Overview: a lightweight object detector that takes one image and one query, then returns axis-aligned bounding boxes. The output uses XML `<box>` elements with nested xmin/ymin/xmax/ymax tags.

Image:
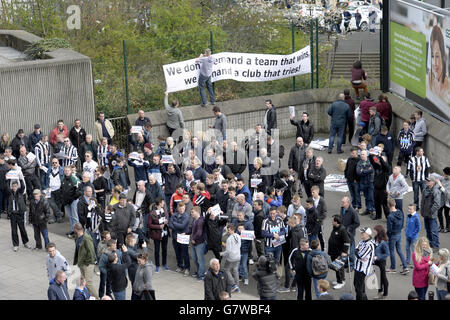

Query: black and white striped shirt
<box><xmin>35</xmin><ymin>141</ymin><xmax>50</xmax><ymax>167</ymax></box>
<box><xmin>354</xmin><ymin>239</ymin><xmax>375</xmax><ymax>275</ymax></box>
<box><xmin>60</xmin><ymin>144</ymin><xmax>78</xmax><ymax>167</ymax></box>
<box><xmin>98</xmin><ymin>144</ymin><xmax>109</xmax><ymax>167</ymax></box>
<box><xmin>261</xmin><ymin>216</ymin><xmax>286</xmax><ymax>248</ymax></box>
<box><xmin>407</xmin><ymin>155</ymin><xmax>430</xmax><ymax>182</ymax></box>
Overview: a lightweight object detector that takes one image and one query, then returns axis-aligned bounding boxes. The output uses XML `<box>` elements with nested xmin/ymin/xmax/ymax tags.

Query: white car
<box><xmin>341</xmin><ymin>5</ymin><xmax>382</xmax><ymax>32</ymax></box>
<box><xmin>298</xmin><ymin>4</ymin><xmax>325</xmax><ymax>18</ymax></box>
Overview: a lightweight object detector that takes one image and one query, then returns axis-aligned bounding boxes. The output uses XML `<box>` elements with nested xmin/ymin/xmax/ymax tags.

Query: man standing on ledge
<box><xmin>196</xmin><ymin>48</ymin><xmax>216</xmax><ymax>108</ymax></box>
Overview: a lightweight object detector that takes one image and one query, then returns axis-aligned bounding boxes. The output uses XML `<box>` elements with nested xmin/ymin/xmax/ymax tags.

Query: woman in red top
<box><xmin>375</xmin><ymin>95</ymin><xmax>393</xmax><ymax>130</ymax></box>
<box><xmin>351</xmin><ymin>60</ymin><xmax>368</xmax><ymax>100</ymax></box>
<box><xmin>412</xmin><ymin>237</ymin><xmax>433</xmax><ymax>300</ymax></box>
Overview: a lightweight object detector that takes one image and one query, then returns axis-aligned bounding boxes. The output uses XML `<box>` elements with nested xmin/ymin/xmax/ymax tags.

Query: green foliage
<box><xmin>23</xmin><ymin>38</ymin><xmax>71</xmax><ymax>60</ymax></box>
<box><xmin>0</xmin><ymin>0</ymin><xmax>331</xmax><ymax>118</ymax></box>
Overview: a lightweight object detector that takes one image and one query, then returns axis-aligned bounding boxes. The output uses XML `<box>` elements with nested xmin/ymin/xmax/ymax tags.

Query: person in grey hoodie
<box><xmin>164</xmin><ymin>91</ymin><xmax>185</xmax><ymax>137</ymax></box>
<box><xmin>220</xmin><ymin>224</ymin><xmax>241</xmax><ymax>293</ymax></box>
<box><xmin>434</xmin><ymin>248</ymin><xmax>450</xmax><ymax>300</ymax></box>
<box><xmin>386</xmin><ymin>166</ymin><xmax>410</xmax><ymax>213</ymax></box>
<box><xmin>412</xmin><ymin>110</ymin><xmax>427</xmax><ymax>148</ymax></box>
<box><xmin>209</xmin><ymin>106</ymin><xmax>227</xmax><ymax>143</ymax></box>
<box><xmin>46</xmin><ymin>242</ymin><xmax>71</xmax><ymax>281</ymax></box>
<box><xmin>132</xmin><ymin>252</ymin><xmax>154</xmax><ymax>300</ymax></box>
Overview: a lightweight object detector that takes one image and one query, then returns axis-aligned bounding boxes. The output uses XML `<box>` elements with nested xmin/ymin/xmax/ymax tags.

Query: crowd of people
<box><xmin>0</xmin><ymin>54</ymin><xmax>448</xmax><ymax>301</ymax></box>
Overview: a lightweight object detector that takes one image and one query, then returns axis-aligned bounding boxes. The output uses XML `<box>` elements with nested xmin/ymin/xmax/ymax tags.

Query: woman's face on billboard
<box><xmin>431</xmin><ymin>40</ymin><xmax>443</xmax><ymax>80</ymax></box>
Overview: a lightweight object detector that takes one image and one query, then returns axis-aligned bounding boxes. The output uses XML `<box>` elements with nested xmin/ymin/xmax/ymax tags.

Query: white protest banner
<box><xmin>177</xmin><ymin>234</ymin><xmax>190</xmax><ymax>245</ymax></box>
<box><xmin>240</xmin><ymin>230</ymin><xmax>255</xmax><ymax>241</ymax></box>
<box><xmin>5</xmin><ymin>171</ymin><xmax>19</xmax><ymax>180</ymax></box>
<box><xmin>273</xmin><ymin>235</ymin><xmax>286</xmax><ymax>247</ymax></box>
<box><xmin>250</xmin><ymin>179</ymin><xmax>262</xmax><ymax>188</ymax></box>
<box><xmin>163</xmin><ymin>46</ymin><xmax>311</xmax><ymax>93</ymax></box>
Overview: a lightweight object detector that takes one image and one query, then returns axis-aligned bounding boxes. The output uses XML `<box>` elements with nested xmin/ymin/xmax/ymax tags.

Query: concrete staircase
<box><xmin>330</xmin><ymin>52</ymin><xmax>380</xmax><ymax>82</ymax></box>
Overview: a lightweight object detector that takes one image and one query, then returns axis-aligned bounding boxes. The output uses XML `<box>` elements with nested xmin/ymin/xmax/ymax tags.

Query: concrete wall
<box><xmin>127</xmin><ymin>88</ymin><xmax>449</xmax><ymax>172</ymax></box>
<box><xmin>0</xmin><ymin>30</ymin><xmax>96</xmax><ymax>141</ymax></box>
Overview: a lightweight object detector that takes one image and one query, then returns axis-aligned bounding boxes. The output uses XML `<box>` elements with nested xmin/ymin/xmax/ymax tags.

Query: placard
<box><xmin>273</xmin><ymin>235</ymin><xmax>286</xmax><ymax>247</ymax></box>
<box><xmin>430</xmin><ymin>263</ymin><xmax>439</xmax><ymax>276</ymax></box>
<box><xmin>161</xmin><ymin>155</ymin><xmax>173</xmax><ymax>164</ymax></box>
<box><xmin>250</xmin><ymin>179</ymin><xmax>262</xmax><ymax>188</ymax></box>
<box><xmin>131</xmin><ymin>126</ymin><xmax>144</xmax><ymax>134</ymax></box>
<box><xmin>210</xmin><ymin>204</ymin><xmax>222</xmax><ymax>217</ymax></box>
<box><xmin>26</xmin><ymin>152</ymin><xmax>36</xmax><ymax>163</ymax></box>
<box><xmin>289</xmin><ymin>106</ymin><xmax>295</xmax><ymax>118</ymax></box>
<box><xmin>240</xmin><ymin>230</ymin><xmax>255</xmax><ymax>241</ymax></box>
<box><xmin>177</xmin><ymin>234</ymin><xmax>190</xmax><ymax>245</ymax></box>
<box><xmin>128</xmin><ymin>152</ymin><xmax>140</xmax><ymax>160</ymax></box>
<box><xmin>5</xmin><ymin>171</ymin><xmax>19</xmax><ymax>180</ymax></box>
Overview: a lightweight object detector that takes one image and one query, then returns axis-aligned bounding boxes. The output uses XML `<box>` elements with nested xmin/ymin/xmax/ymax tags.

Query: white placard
<box><xmin>158</xmin><ymin>217</ymin><xmax>166</xmax><ymax>225</ymax></box>
<box><xmin>128</xmin><ymin>152</ymin><xmax>140</xmax><ymax>160</ymax></box>
<box><xmin>161</xmin><ymin>155</ymin><xmax>173</xmax><ymax>164</ymax></box>
<box><xmin>131</xmin><ymin>126</ymin><xmax>143</xmax><ymax>134</ymax></box>
<box><xmin>26</xmin><ymin>152</ymin><xmax>36</xmax><ymax>163</ymax></box>
<box><xmin>163</xmin><ymin>46</ymin><xmax>311</xmax><ymax>93</ymax></box>
<box><xmin>273</xmin><ymin>235</ymin><xmax>286</xmax><ymax>247</ymax></box>
<box><xmin>250</xmin><ymin>179</ymin><xmax>262</xmax><ymax>188</ymax></box>
<box><xmin>177</xmin><ymin>234</ymin><xmax>190</xmax><ymax>245</ymax></box>
<box><xmin>210</xmin><ymin>204</ymin><xmax>222</xmax><ymax>217</ymax></box>
<box><xmin>289</xmin><ymin>106</ymin><xmax>295</xmax><ymax>118</ymax></box>
<box><xmin>5</xmin><ymin>171</ymin><xmax>19</xmax><ymax>180</ymax></box>
<box><xmin>240</xmin><ymin>230</ymin><xmax>255</xmax><ymax>241</ymax></box>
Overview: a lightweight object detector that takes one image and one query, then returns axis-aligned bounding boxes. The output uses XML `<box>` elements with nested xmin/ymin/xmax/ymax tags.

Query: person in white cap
<box><xmin>353</xmin><ymin>227</ymin><xmax>375</xmax><ymax>300</ymax></box>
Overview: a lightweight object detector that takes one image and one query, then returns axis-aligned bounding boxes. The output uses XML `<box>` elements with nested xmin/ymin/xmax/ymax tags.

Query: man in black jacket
<box><xmin>77</xmin><ymin>186</ymin><xmax>94</xmax><ymax>230</ymax></box>
<box><xmin>7</xmin><ymin>179</ymin><xmax>31</xmax><ymax>251</ymax></box>
<box><xmin>311</xmin><ymin>185</ymin><xmax>327</xmax><ymax>251</ymax></box>
<box><xmin>340</xmin><ymin>197</ymin><xmax>360</xmax><ymax>269</ymax></box>
<box><xmin>112</xmin><ymin>193</ymin><xmax>136</xmax><ymax>247</ymax></box>
<box><xmin>204</xmin><ymin>258</ymin><xmax>233</xmax><ymax>300</ymax></box>
<box><xmin>344</xmin><ymin>147</ymin><xmax>362</xmax><ymax>213</ymax></box>
<box><xmin>29</xmin><ymin>189</ymin><xmax>51</xmax><ymax>250</ymax></box>
<box><xmin>79</xmin><ymin>134</ymin><xmax>99</xmax><ymax>165</ymax></box>
<box><xmin>305</xmin><ymin>198</ymin><xmax>321</xmax><ymax>243</ymax></box>
<box><xmin>288</xmin><ymin>137</ymin><xmax>306</xmax><ymax>195</ymax></box>
<box><xmin>18</xmin><ymin>145</ymin><xmax>41</xmax><ymax>201</ymax></box>
<box><xmin>328</xmin><ymin>215</ymin><xmax>350</xmax><ymax>290</ymax></box>
<box><xmin>61</xmin><ymin>166</ymin><xmax>81</xmax><ymax>239</ymax></box>
<box><xmin>263</xmin><ymin>99</ymin><xmax>277</xmax><ymax>136</ymax></box>
<box><xmin>306</xmin><ymin>157</ymin><xmax>326</xmax><ymax>197</ymax></box>
<box><xmin>0</xmin><ymin>155</ymin><xmax>9</xmax><ymax>217</ymax></box>
<box><xmin>227</xmin><ymin>142</ymin><xmax>246</xmax><ymax>179</ymax></box>
<box><xmin>253</xmin><ymin>200</ymin><xmax>266</xmax><ymax>258</ymax></box>
<box><xmin>69</xmin><ymin>119</ymin><xmax>87</xmax><ymax>151</ymax></box>
<box><xmin>371</xmin><ymin>153</ymin><xmax>390</xmax><ymax>220</ymax></box>
<box><xmin>11</xmin><ymin>129</ymin><xmax>31</xmax><ymax>159</ymax></box>
<box><xmin>289</xmin><ymin>238</ymin><xmax>311</xmax><ymax>300</ymax></box>
<box><xmin>290</xmin><ymin>112</ymin><xmax>314</xmax><ymax>145</ymax></box>
<box><xmin>253</xmin><ymin>255</ymin><xmax>278</xmax><ymax>300</ymax></box>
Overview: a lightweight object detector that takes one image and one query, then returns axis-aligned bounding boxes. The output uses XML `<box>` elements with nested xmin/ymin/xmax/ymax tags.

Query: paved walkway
<box><xmin>0</xmin><ymin>135</ymin><xmax>448</xmax><ymax>300</ymax></box>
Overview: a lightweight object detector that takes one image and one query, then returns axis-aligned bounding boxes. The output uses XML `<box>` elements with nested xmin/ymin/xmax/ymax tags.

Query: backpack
<box><xmin>311</xmin><ymin>253</ymin><xmax>328</xmax><ymax>276</ymax></box>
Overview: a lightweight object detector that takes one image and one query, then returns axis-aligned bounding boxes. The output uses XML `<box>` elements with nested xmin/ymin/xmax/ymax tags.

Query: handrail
<box><xmin>328</xmin><ymin>38</ymin><xmax>338</xmax><ymax>83</ymax></box>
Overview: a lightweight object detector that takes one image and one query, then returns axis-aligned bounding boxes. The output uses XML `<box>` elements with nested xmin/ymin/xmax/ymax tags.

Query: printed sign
<box><xmin>177</xmin><ymin>234</ymin><xmax>190</xmax><ymax>245</ymax></box>
<box><xmin>161</xmin><ymin>155</ymin><xmax>173</xmax><ymax>164</ymax></box>
<box><xmin>240</xmin><ymin>230</ymin><xmax>255</xmax><ymax>241</ymax></box>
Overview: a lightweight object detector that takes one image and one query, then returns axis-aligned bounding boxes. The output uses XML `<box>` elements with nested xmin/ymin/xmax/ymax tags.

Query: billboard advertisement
<box><xmin>390</xmin><ymin>0</ymin><xmax>449</xmax><ymax>123</ymax></box>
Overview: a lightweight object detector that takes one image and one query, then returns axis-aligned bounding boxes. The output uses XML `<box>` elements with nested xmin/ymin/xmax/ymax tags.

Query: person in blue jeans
<box><xmin>344</xmin><ymin>147</ymin><xmax>362</xmax><ymax>213</ymax></box>
<box><xmin>327</xmin><ymin>93</ymin><xmax>351</xmax><ymax>154</ymax></box>
<box><xmin>405</xmin><ymin>203</ymin><xmax>421</xmax><ymax>266</ymax></box>
<box><xmin>306</xmin><ymin>239</ymin><xmax>329</xmax><ymax>299</ymax></box>
<box><xmin>196</xmin><ymin>48</ymin><xmax>216</xmax><ymax>107</ymax></box>
<box><xmin>386</xmin><ymin>198</ymin><xmax>409</xmax><ymax>275</ymax></box>
<box><xmin>108</xmin><ymin>244</ymin><xmax>131</xmax><ymax>301</ymax></box>
<box><xmin>169</xmin><ymin>202</ymin><xmax>191</xmax><ymax>276</ymax></box>
<box><xmin>188</xmin><ymin>207</ymin><xmax>206</xmax><ymax>281</ymax></box>
<box><xmin>237</xmin><ymin>223</ymin><xmax>252</xmax><ymax>286</ymax></box>
<box><xmin>420</xmin><ymin>177</ymin><xmax>441</xmax><ymax>249</ymax></box>
<box><xmin>356</xmin><ymin>150</ymin><xmax>375</xmax><ymax>216</ymax></box>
